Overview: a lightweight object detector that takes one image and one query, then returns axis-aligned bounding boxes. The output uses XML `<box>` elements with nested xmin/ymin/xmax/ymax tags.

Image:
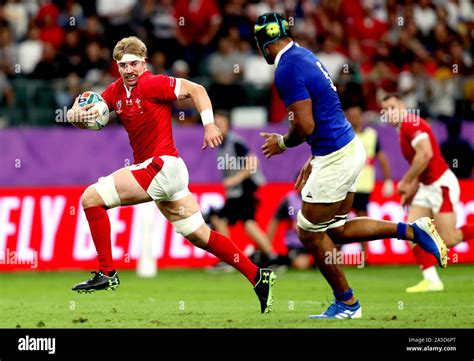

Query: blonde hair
<box><xmin>113</xmin><ymin>36</ymin><xmax>147</xmax><ymax>62</ymax></box>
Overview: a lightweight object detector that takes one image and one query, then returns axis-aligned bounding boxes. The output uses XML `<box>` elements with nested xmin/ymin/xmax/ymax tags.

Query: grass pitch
<box><xmin>0</xmin><ymin>265</ymin><xmax>473</xmax><ymax>328</ymax></box>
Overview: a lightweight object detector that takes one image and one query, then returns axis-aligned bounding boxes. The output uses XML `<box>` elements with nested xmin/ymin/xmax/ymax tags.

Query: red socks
<box><xmin>461</xmin><ymin>223</ymin><xmax>474</xmax><ymax>242</ymax></box>
<box><xmin>412</xmin><ymin>244</ymin><xmax>438</xmax><ymax>270</ymax></box>
<box><xmin>205</xmin><ymin>230</ymin><xmax>259</xmax><ymax>286</ymax></box>
<box><xmin>84</xmin><ymin>206</ymin><xmax>114</xmax><ymax>274</ymax></box>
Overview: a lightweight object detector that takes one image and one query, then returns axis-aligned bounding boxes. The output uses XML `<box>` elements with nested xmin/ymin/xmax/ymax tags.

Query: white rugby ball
<box><xmin>79</xmin><ymin>91</ymin><xmax>110</xmax><ymax>130</ymax></box>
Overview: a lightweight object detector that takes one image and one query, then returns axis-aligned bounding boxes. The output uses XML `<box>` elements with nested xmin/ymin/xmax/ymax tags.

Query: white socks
<box><xmin>423</xmin><ymin>266</ymin><xmax>442</xmax><ymax>284</ymax></box>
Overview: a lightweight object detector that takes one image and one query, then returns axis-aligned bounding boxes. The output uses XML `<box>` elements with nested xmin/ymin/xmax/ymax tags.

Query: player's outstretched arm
<box><xmin>66</xmin><ymin>95</ymin><xmax>99</xmax><ymax>130</ymax></box>
<box><xmin>177</xmin><ymin>78</ymin><xmax>223</xmax><ymax>149</ymax></box>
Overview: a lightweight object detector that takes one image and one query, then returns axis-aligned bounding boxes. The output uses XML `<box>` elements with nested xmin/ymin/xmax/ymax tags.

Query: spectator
<box><xmin>138</xmin><ymin>0</ymin><xmax>181</xmax><ymax>67</ymax></box>
<box><xmin>96</xmin><ymin>0</ymin><xmax>136</xmax><ymax>48</ymax></box>
<box><xmin>174</xmin><ymin>0</ymin><xmax>222</xmax><ymax>76</ymax></box>
<box><xmin>0</xmin><ymin>26</ymin><xmax>19</xmax><ymax>76</ymax></box>
<box><xmin>243</xmin><ymin>51</ymin><xmax>273</xmax><ymax>89</ymax></box>
<box><xmin>17</xmin><ymin>25</ymin><xmax>43</xmax><ymax>75</ymax></box>
<box><xmin>77</xmin><ymin>41</ymin><xmax>109</xmax><ymax>82</ymax></box>
<box><xmin>171</xmin><ymin>59</ymin><xmax>199</xmax><ymax>125</ymax></box>
<box><xmin>414</xmin><ymin>0</ymin><xmax>437</xmax><ymax>37</ymax></box>
<box><xmin>315</xmin><ymin>35</ymin><xmax>348</xmax><ymax>81</ymax></box>
<box><xmin>4</xmin><ymin>0</ymin><xmax>28</xmax><ymax>41</ymax></box>
<box><xmin>36</xmin><ymin>2</ymin><xmax>65</xmax><ymax>50</ymax></box>
<box><xmin>428</xmin><ymin>67</ymin><xmax>457</xmax><ymax>122</ymax></box>
<box><xmin>147</xmin><ymin>51</ymin><xmax>168</xmax><ymax>75</ymax></box>
<box><xmin>346</xmin><ymin>0</ymin><xmax>388</xmax><ymax>59</ymax></box>
<box><xmin>30</xmin><ymin>42</ymin><xmax>62</xmax><ymax>79</ymax></box>
<box><xmin>207</xmin><ymin>37</ymin><xmax>247</xmax><ymax>110</ymax></box>
<box><xmin>0</xmin><ymin>70</ymin><xmax>15</xmax><ymax>107</ymax></box>
<box><xmin>58</xmin><ymin>0</ymin><xmax>86</xmax><ymax>29</ymax></box>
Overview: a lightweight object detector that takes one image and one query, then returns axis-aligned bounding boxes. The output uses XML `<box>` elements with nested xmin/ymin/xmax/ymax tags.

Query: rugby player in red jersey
<box><xmin>66</xmin><ymin>36</ymin><xmax>276</xmax><ymax>313</ymax></box>
<box><xmin>381</xmin><ymin>93</ymin><xmax>474</xmax><ymax>293</ymax></box>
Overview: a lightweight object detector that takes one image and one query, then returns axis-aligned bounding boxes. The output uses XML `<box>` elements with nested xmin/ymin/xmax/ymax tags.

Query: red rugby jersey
<box><xmin>399</xmin><ymin>114</ymin><xmax>448</xmax><ymax>185</ymax></box>
<box><xmin>101</xmin><ymin>71</ymin><xmax>179</xmax><ymax>164</ymax></box>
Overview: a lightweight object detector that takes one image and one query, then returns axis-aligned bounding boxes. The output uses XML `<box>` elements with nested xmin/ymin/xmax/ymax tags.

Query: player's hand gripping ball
<box><xmin>78</xmin><ymin>91</ymin><xmax>109</xmax><ymax>130</ymax></box>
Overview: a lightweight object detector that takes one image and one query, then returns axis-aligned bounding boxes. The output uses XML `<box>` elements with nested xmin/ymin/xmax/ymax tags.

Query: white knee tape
<box><xmin>94</xmin><ymin>175</ymin><xmax>121</xmax><ymax>208</ymax></box>
<box><xmin>297</xmin><ymin>210</ymin><xmax>346</xmax><ymax>233</ymax></box>
<box><xmin>327</xmin><ymin>214</ymin><xmax>348</xmax><ymax>230</ymax></box>
<box><xmin>172</xmin><ymin>211</ymin><xmax>205</xmax><ymax>237</ymax></box>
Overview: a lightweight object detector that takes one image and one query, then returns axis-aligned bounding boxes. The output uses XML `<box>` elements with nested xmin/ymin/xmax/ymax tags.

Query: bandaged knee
<box><xmin>94</xmin><ymin>175</ymin><xmax>121</xmax><ymax>208</ymax></box>
<box><xmin>327</xmin><ymin>214</ymin><xmax>348</xmax><ymax>230</ymax></box>
<box><xmin>172</xmin><ymin>211</ymin><xmax>205</xmax><ymax>236</ymax></box>
<box><xmin>297</xmin><ymin>210</ymin><xmax>347</xmax><ymax>233</ymax></box>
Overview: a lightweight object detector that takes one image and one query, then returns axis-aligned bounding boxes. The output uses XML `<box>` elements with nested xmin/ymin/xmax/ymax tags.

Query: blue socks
<box><xmin>397</xmin><ymin>222</ymin><xmax>408</xmax><ymax>240</ymax></box>
<box><xmin>335</xmin><ymin>288</ymin><xmax>353</xmax><ymax>302</ymax></box>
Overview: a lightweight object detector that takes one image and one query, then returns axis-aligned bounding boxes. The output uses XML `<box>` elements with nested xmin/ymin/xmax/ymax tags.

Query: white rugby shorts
<box><xmin>129</xmin><ymin>155</ymin><xmax>191</xmax><ymax>202</ymax></box>
<box><xmin>411</xmin><ymin>169</ymin><xmax>460</xmax><ymax>214</ymax></box>
<box><xmin>301</xmin><ymin>137</ymin><xmax>366</xmax><ymax>203</ymax></box>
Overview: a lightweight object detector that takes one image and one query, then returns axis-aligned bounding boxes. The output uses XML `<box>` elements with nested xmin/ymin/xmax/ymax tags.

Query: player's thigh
<box><xmin>157</xmin><ymin>193</ymin><xmax>200</xmax><ymax>222</ymax></box>
<box><xmin>81</xmin><ymin>167</ymin><xmax>152</xmax><ymax>208</ymax></box>
<box><xmin>407</xmin><ymin>205</ymin><xmax>432</xmax><ymax>222</ymax></box>
<box><xmin>113</xmin><ymin>167</ymin><xmax>152</xmax><ymax>206</ymax></box>
<box><xmin>298</xmin><ymin>200</ymin><xmax>344</xmax><ymax>244</ymax></box>
<box><xmin>433</xmin><ymin>211</ymin><xmax>457</xmax><ymax>246</ymax></box>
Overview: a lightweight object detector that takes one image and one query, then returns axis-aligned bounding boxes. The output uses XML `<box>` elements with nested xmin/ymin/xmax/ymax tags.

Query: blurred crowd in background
<box><xmin>0</xmin><ymin>0</ymin><xmax>473</xmax><ymax>128</ymax></box>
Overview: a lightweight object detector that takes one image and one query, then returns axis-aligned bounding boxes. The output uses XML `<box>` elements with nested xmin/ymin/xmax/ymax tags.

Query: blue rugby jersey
<box><xmin>274</xmin><ymin>42</ymin><xmax>355</xmax><ymax>156</ymax></box>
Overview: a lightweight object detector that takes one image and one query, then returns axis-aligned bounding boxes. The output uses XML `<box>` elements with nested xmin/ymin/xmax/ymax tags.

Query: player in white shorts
<box><xmin>66</xmin><ymin>36</ymin><xmax>276</xmax><ymax>314</ymax></box>
<box><xmin>256</xmin><ymin>12</ymin><xmax>448</xmax><ymax>319</ymax></box>
<box><xmin>381</xmin><ymin>93</ymin><xmax>474</xmax><ymax>293</ymax></box>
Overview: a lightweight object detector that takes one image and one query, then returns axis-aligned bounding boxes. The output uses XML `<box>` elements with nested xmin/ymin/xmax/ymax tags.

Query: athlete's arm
<box><xmin>178</xmin><ymin>78</ymin><xmax>223</xmax><ymax>149</ymax></box>
<box><xmin>67</xmin><ymin>95</ymin><xmax>99</xmax><ymax>130</ymax></box>
<box><xmin>283</xmin><ymin>98</ymin><xmax>315</xmax><ymax>147</ymax></box>
<box><xmin>402</xmin><ymin>138</ymin><xmax>433</xmax><ymax>184</ymax></box>
<box><xmin>260</xmin><ymin>99</ymin><xmax>314</xmax><ymax>158</ymax></box>
<box><xmin>397</xmin><ymin>138</ymin><xmax>432</xmax><ymax>205</ymax></box>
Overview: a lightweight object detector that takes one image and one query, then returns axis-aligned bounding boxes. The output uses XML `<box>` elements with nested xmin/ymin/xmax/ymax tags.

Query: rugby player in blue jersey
<box><xmin>255</xmin><ymin>13</ymin><xmax>448</xmax><ymax>319</ymax></box>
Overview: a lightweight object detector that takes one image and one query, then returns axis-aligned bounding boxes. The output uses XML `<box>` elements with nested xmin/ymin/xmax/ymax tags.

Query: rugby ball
<box><xmin>79</xmin><ymin>91</ymin><xmax>109</xmax><ymax>130</ymax></box>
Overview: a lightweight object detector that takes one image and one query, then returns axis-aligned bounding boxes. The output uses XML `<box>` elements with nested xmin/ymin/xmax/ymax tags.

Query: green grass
<box><xmin>0</xmin><ymin>266</ymin><xmax>473</xmax><ymax>328</ymax></box>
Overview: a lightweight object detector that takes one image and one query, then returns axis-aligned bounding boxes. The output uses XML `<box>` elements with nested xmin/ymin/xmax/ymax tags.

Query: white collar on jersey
<box><xmin>274</xmin><ymin>41</ymin><xmax>294</xmax><ymax>68</ymax></box>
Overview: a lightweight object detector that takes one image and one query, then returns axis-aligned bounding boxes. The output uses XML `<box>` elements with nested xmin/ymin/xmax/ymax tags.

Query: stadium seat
<box><xmin>230</xmin><ymin>106</ymin><xmax>267</xmax><ymax>128</ymax></box>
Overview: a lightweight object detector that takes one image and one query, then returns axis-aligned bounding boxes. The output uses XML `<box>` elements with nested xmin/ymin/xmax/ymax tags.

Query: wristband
<box><xmin>277</xmin><ymin>135</ymin><xmax>287</xmax><ymax>150</ymax></box>
<box><xmin>200</xmin><ymin>109</ymin><xmax>214</xmax><ymax>125</ymax></box>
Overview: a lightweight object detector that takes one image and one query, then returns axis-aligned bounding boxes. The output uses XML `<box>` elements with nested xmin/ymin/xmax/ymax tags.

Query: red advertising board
<box><xmin>1</xmin><ymin>181</ymin><xmax>473</xmax><ymax>271</ymax></box>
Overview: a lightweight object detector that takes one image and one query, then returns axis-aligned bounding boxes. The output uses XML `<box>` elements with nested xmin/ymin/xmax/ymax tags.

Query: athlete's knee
<box><xmin>172</xmin><ymin>211</ymin><xmax>207</xmax><ymax>246</ymax></box>
<box><xmin>297</xmin><ymin>210</ymin><xmax>347</xmax><ymax>233</ymax></box>
<box><xmin>328</xmin><ymin>224</ymin><xmax>346</xmax><ymax>243</ymax></box>
<box><xmin>81</xmin><ymin>185</ymin><xmax>105</xmax><ymax>209</ymax></box>
<box><xmin>88</xmin><ymin>174</ymin><xmax>121</xmax><ymax>209</ymax></box>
